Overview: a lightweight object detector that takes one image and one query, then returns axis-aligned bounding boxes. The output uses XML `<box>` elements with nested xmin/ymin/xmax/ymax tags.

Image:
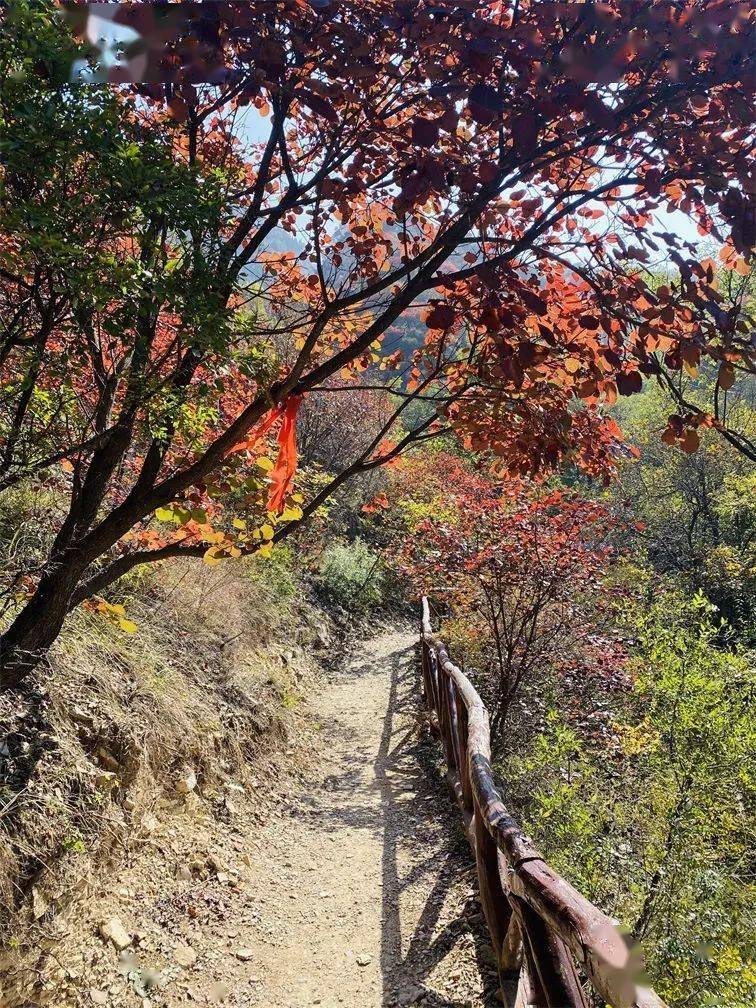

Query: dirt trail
<box><xmin>229</xmin><ymin>628</ymin><xmax>498</xmax><ymax>1008</ymax></box>
<box><xmin>31</xmin><ymin>628</ymin><xmax>499</xmax><ymax>1008</ymax></box>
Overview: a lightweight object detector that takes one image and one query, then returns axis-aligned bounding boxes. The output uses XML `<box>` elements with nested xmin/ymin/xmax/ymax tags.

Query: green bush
<box><xmin>506</xmin><ymin>582</ymin><xmax>756</xmax><ymax>1007</ymax></box>
<box><xmin>317</xmin><ymin>538</ymin><xmax>385</xmax><ymax>612</ymax></box>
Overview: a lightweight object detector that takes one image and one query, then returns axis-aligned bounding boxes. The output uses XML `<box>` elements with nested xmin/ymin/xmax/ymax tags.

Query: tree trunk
<box><xmin>0</xmin><ymin>552</ymin><xmax>88</xmax><ymax>690</ymax></box>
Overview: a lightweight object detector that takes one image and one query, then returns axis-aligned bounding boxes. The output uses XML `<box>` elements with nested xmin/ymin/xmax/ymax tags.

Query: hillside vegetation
<box><xmin>0</xmin><ymin>4</ymin><xmax>754</xmax><ymax>1008</ymax></box>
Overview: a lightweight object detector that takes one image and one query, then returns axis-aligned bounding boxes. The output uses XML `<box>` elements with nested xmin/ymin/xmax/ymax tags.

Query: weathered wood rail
<box><xmin>420</xmin><ymin>598</ymin><xmax>667</xmax><ymax>1008</ymax></box>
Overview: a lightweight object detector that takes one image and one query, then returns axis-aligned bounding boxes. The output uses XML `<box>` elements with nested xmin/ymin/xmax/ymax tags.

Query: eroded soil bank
<box><xmin>2</xmin><ymin>627</ymin><xmax>499</xmax><ymax>1007</ymax></box>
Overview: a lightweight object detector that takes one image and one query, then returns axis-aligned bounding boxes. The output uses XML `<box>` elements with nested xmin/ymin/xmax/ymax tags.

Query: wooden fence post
<box><xmin>444</xmin><ymin>674</ymin><xmax>459</xmax><ymax>771</ymax></box>
<box><xmin>420</xmin><ymin>638</ymin><xmax>433</xmax><ymax>710</ymax></box>
<box><xmin>473</xmin><ymin>805</ymin><xmax>513</xmax><ymax>972</ymax></box>
<box><xmin>417</xmin><ymin>600</ymin><xmax>666</xmax><ymax>1008</ymax></box>
<box><xmin>510</xmin><ymin>895</ymin><xmax>588</xmax><ymax>1008</ymax></box>
<box><xmin>455</xmin><ymin>696</ymin><xmax>473</xmax><ymax>815</ymax></box>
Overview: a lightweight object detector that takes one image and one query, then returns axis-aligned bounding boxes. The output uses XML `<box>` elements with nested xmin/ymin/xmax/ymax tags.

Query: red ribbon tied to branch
<box><xmin>267</xmin><ymin>395</ymin><xmax>301</xmax><ymax>513</ymax></box>
<box><xmin>230</xmin><ymin>395</ymin><xmax>302</xmax><ymax>513</ymax></box>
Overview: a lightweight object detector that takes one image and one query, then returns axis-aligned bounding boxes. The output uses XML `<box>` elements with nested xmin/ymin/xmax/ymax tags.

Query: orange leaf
<box><xmin>718</xmin><ymin>362</ymin><xmax>736</xmax><ymax>390</ymax></box>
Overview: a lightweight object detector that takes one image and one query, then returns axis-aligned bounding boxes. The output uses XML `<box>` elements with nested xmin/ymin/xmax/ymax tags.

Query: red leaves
<box><xmin>520</xmin><ymin>289</ymin><xmax>548</xmax><ymax>316</ymax></box>
<box><xmin>167</xmin><ymin>97</ymin><xmax>190</xmax><ymax>122</ymax></box>
<box><xmin>616</xmin><ymin>370</ymin><xmax>643</xmax><ymax>396</ymax></box>
<box><xmin>468</xmin><ymin>83</ymin><xmax>503</xmax><ymax>125</ymax></box>
<box><xmin>718</xmin><ymin>362</ymin><xmax>736</xmax><ymax>391</ymax></box>
<box><xmin>297</xmin><ymin>90</ymin><xmax>338</xmax><ymax>123</ymax></box>
<box><xmin>511</xmin><ymin>112</ymin><xmax>540</xmax><ymax>157</ymax></box>
<box><xmin>661</xmin><ymin>414</ymin><xmax>701</xmax><ymax>453</ymax></box>
<box><xmin>362</xmin><ymin>493</ymin><xmax>389</xmax><ymax>514</ymax></box>
<box><xmin>680</xmin><ymin>429</ymin><xmax>701</xmax><ymax>453</ymax></box>
<box><xmin>425</xmin><ymin>304</ymin><xmax>455</xmax><ymax>330</ymax></box>
<box><xmin>411</xmin><ymin>117</ymin><xmax>440</xmax><ymax>147</ymax></box>
<box><xmin>229</xmin><ymin>397</ymin><xmax>302</xmax><ymax>512</ymax></box>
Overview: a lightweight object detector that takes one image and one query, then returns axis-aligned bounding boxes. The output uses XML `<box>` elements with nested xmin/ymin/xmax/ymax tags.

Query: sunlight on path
<box><xmin>237</xmin><ymin>629</ymin><xmax>497</xmax><ymax>1008</ymax></box>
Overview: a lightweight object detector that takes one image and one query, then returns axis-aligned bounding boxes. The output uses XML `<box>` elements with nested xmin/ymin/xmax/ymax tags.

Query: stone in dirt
<box><xmin>173</xmin><ymin>944</ymin><xmax>197</xmax><ymax>968</ymax></box>
<box><xmin>142</xmin><ymin>813</ymin><xmax>158</xmax><ymax>834</ymax></box>
<box><xmin>176</xmin><ymin>768</ymin><xmax>197</xmax><ymax>794</ymax></box>
<box><xmin>31</xmin><ymin>886</ymin><xmax>48</xmax><ymax>920</ymax></box>
<box><xmin>89</xmin><ymin>991</ymin><xmax>108</xmax><ymax>1006</ymax></box>
<box><xmin>356</xmin><ymin>954</ymin><xmax>372</xmax><ymax>966</ymax></box>
<box><xmin>235</xmin><ymin>947</ymin><xmax>255</xmax><ymax>961</ymax></box>
<box><xmin>99</xmin><ymin>917</ymin><xmax>132</xmax><ymax>951</ymax></box>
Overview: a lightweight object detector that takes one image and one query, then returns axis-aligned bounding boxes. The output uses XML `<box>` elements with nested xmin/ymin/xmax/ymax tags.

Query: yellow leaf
<box><xmin>281</xmin><ymin>505</ymin><xmax>303</xmax><ymax>522</ymax></box>
<box><xmin>255</xmin><ymin>457</ymin><xmax>274</xmax><ymax>472</ymax></box>
<box><xmin>232</xmin><ymin>518</ymin><xmax>247</xmax><ymax>530</ymax></box>
<box><xmin>257</xmin><ymin>542</ymin><xmax>273</xmax><ymax>558</ymax></box>
<box><xmin>117</xmin><ymin>618</ymin><xmax>138</xmax><ymax>634</ymax></box>
<box><xmin>98</xmin><ymin>601</ymin><xmax>125</xmax><ymax>616</ymax></box>
<box><xmin>260</xmin><ymin>523</ymin><xmax>275</xmax><ymax>541</ymax></box>
<box><xmin>203</xmin><ymin>547</ymin><xmax>222</xmax><ymax>566</ymax></box>
<box><xmin>683</xmin><ymin>359</ymin><xmax>698</xmax><ymax>378</ymax></box>
<box><xmin>155</xmin><ymin>507</ymin><xmax>175</xmax><ymax>522</ymax></box>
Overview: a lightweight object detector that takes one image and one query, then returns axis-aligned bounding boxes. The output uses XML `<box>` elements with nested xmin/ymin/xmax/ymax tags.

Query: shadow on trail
<box><xmin>299</xmin><ymin>633</ymin><xmax>500</xmax><ymax>1006</ymax></box>
<box><xmin>374</xmin><ymin>642</ymin><xmax>500</xmax><ymax>1007</ymax></box>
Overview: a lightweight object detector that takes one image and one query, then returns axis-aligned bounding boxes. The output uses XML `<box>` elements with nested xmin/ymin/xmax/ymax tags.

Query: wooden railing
<box><xmin>420</xmin><ymin>598</ymin><xmax>667</xmax><ymax>1008</ymax></box>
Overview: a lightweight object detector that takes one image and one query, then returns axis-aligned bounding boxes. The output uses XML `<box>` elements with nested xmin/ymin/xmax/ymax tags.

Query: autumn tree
<box><xmin>393</xmin><ymin>469</ymin><xmax>622</xmax><ymax>739</ymax></box>
<box><xmin>0</xmin><ymin>0</ymin><xmax>753</xmax><ymax>685</ymax></box>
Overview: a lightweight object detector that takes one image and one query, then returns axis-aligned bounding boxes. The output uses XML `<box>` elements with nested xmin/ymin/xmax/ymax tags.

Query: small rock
<box><xmin>31</xmin><ymin>886</ymin><xmax>48</xmax><ymax>920</ymax></box>
<box><xmin>142</xmin><ymin>813</ymin><xmax>158</xmax><ymax>834</ymax></box>
<box><xmin>173</xmin><ymin>944</ymin><xmax>197</xmax><ymax>968</ymax></box>
<box><xmin>175</xmin><ymin>863</ymin><xmax>192</xmax><ymax>881</ymax></box>
<box><xmin>356</xmin><ymin>954</ymin><xmax>372</xmax><ymax>967</ymax></box>
<box><xmin>99</xmin><ymin>917</ymin><xmax>132</xmax><ymax>951</ymax></box>
<box><xmin>176</xmin><ymin>768</ymin><xmax>197</xmax><ymax>794</ymax></box>
<box><xmin>123</xmin><ymin>796</ymin><xmax>136</xmax><ymax>812</ymax></box>
<box><xmin>235</xmin><ymin>947</ymin><xmax>255</xmax><ymax>962</ymax></box>
<box><xmin>89</xmin><ymin>991</ymin><xmax>108</xmax><ymax>1006</ymax></box>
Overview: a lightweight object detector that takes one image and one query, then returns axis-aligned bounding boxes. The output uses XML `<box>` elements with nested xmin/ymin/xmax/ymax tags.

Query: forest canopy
<box><xmin>0</xmin><ymin>2</ymin><xmax>753</xmax><ymax>679</ymax></box>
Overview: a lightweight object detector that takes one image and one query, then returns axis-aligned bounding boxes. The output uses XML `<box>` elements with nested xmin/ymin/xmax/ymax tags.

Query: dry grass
<box><xmin>0</xmin><ymin>552</ymin><xmax>330</xmax><ymax>991</ymax></box>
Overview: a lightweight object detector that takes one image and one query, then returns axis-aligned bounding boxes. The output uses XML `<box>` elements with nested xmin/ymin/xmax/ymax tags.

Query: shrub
<box><xmin>505</xmin><ymin>583</ymin><xmax>756</xmax><ymax>1008</ymax></box>
<box><xmin>317</xmin><ymin>538</ymin><xmax>385</xmax><ymax>613</ymax></box>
